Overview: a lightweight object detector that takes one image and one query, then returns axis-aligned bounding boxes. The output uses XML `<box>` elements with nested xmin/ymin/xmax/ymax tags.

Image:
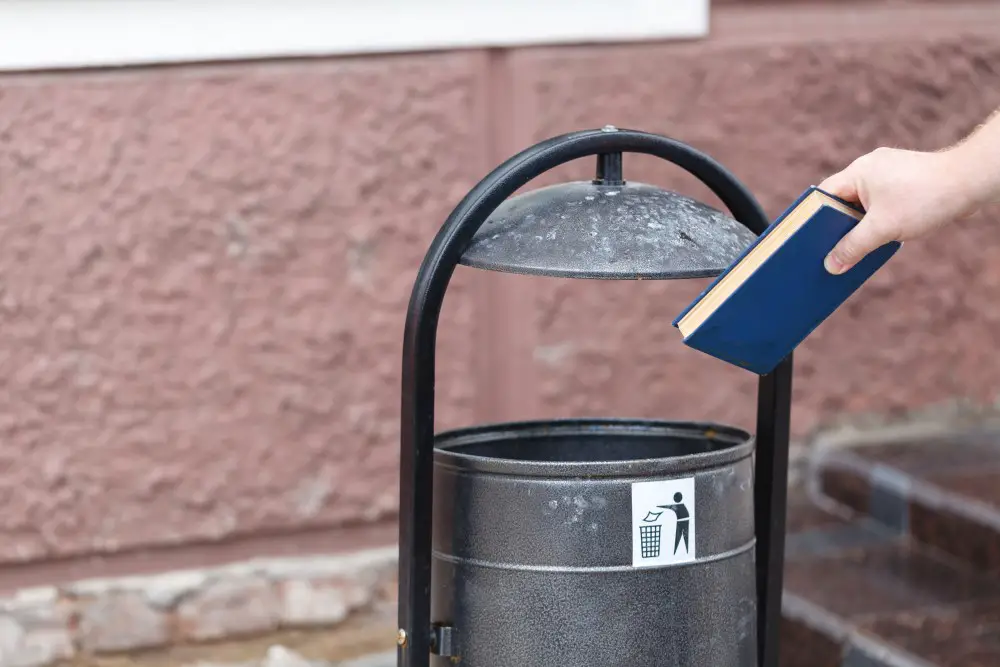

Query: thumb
<box><xmin>824</xmin><ymin>211</ymin><xmax>891</xmax><ymax>275</ymax></box>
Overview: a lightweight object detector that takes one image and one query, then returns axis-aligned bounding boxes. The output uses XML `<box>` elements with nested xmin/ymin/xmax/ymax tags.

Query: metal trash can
<box><xmin>432</xmin><ymin>419</ymin><xmax>757</xmax><ymax>666</ymax></box>
<box><xmin>396</xmin><ymin>128</ymin><xmax>794</xmax><ymax>667</ymax></box>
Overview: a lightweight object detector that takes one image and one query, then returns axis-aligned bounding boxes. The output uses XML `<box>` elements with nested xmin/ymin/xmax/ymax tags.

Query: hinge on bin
<box><xmin>430</xmin><ymin>624</ymin><xmax>456</xmax><ymax>657</ymax></box>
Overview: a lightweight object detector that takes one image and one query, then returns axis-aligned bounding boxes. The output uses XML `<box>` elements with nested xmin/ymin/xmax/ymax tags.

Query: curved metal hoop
<box><xmin>397</xmin><ymin>127</ymin><xmax>790</xmax><ymax>667</ymax></box>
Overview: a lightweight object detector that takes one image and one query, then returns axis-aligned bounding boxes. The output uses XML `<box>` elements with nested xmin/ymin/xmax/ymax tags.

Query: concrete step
<box><xmin>811</xmin><ymin>428</ymin><xmax>1000</xmax><ymax>575</ymax></box>
<box><xmin>781</xmin><ymin>489</ymin><xmax>1000</xmax><ymax>667</ymax></box>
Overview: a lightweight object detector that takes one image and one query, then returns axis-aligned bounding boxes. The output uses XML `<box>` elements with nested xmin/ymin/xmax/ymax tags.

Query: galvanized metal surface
<box><xmin>458</xmin><ymin>181</ymin><xmax>758</xmax><ymax>280</ymax></box>
<box><xmin>430</xmin><ymin>419</ymin><xmax>758</xmax><ymax>666</ymax></box>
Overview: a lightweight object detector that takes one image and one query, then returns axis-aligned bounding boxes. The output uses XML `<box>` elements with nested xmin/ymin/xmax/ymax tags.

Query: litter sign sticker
<box><xmin>631</xmin><ymin>477</ymin><xmax>696</xmax><ymax>568</ymax></box>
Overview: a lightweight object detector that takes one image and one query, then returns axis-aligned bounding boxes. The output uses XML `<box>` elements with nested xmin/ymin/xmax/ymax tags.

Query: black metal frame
<box><xmin>397</xmin><ymin>127</ymin><xmax>794</xmax><ymax>667</ymax></box>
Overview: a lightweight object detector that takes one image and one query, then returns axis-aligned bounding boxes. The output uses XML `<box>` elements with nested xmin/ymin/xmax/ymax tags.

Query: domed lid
<box><xmin>458</xmin><ymin>179</ymin><xmax>758</xmax><ymax>280</ymax></box>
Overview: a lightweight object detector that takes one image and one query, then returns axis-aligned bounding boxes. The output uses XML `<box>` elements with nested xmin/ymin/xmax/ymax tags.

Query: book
<box><xmin>672</xmin><ymin>186</ymin><xmax>901</xmax><ymax>375</ymax></box>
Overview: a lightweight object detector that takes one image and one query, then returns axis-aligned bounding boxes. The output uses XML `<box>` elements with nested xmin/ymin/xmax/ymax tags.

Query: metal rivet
<box><xmin>601</xmin><ymin>124</ymin><xmax>619</xmax><ymax>132</ymax></box>
<box><xmin>397</xmin><ymin>629</ymin><xmax>408</xmax><ymax>647</ymax></box>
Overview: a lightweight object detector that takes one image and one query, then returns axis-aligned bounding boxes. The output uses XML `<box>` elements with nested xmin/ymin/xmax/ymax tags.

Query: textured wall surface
<box><xmin>0</xmin><ymin>2</ymin><xmax>999</xmax><ymax>574</ymax></box>
<box><xmin>0</xmin><ymin>55</ymin><xmax>484</xmax><ymax>566</ymax></box>
<box><xmin>493</xmin><ymin>3</ymin><xmax>1000</xmax><ymax>439</ymax></box>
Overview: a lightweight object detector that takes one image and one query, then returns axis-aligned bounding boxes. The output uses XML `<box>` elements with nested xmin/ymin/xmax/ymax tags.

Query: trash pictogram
<box><xmin>639</xmin><ymin>511</ymin><xmax>663</xmax><ymax>558</ymax></box>
<box><xmin>631</xmin><ymin>478</ymin><xmax>696</xmax><ymax>567</ymax></box>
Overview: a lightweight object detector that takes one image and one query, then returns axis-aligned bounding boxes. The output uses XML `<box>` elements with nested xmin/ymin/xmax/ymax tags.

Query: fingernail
<box><xmin>824</xmin><ymin>253</ymin><xmax>846</xmax><ymax>275</ymax></box>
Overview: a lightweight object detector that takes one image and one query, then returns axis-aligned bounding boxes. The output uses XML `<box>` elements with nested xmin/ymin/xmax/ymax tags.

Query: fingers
<box><xmin>818</xmin><ymin>167</ymin><xmax>860</xmax><ymax>204</ymax></box>
<box><xmin>820</xmin><ymin>160</ymin><xmax>875</xmax><ymax>274</ymax></box>
<box><xmin>824</xmin><ymin>210</ymin><xmax>891</xmax><ymax>275</ymax></box>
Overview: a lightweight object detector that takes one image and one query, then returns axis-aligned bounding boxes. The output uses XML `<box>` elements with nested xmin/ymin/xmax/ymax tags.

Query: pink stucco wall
<box><xmin>0</xmin><ymin>1</ymin><xmax>998</xmax><ymax>582</ymax></box>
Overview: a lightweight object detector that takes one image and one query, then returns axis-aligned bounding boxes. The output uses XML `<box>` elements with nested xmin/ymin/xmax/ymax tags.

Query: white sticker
<box><xmin>631</xmin><ymin>477</ymin><xmax>696</xmax><ymax>567</ymax></box>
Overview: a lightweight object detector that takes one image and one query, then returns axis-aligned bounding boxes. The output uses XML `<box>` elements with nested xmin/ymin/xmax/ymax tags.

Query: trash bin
<box><xmin>396</xmin><ymin>128</ymin><xmax>794</xmax><ymax>667</ymax></box>
<box><xmin>431</xmin><ymin>419</ymin><xmax>757</xmax><ymax>666</ymax></box>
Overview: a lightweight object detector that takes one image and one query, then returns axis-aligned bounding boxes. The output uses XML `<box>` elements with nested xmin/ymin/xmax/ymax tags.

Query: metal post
<box><xmin>754</xmin><ymin>357</ymin><xmax>794</xmax><ymax>667</ymax></box>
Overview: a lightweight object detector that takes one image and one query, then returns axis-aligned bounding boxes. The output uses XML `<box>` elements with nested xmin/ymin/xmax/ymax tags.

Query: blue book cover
<box><xmin>672</xmin><ymin>186</ymin><xmax>900</xmax><ymax>375</ymax></box>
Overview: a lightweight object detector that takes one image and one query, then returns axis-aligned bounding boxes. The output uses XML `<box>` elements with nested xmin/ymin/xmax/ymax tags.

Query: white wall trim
<box><xmin>0</xmin><ymin>0</ymin><xmax>709</xmax><ymax>72</ymax></box>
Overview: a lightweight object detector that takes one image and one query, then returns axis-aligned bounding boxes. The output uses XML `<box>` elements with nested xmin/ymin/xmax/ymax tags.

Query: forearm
<box><xmin>947</xmin><ymin>107</ymin><xmax>1000</xmax><ymax>208</ymax></box>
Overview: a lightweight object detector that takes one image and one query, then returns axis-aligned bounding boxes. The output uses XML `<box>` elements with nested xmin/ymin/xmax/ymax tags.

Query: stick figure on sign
<box><xmin>658</xmin><ymin>492</ymin><xmax>690</xmax><ymax>555</ymax></box>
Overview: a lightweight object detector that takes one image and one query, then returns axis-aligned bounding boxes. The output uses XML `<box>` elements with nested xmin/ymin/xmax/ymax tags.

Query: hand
<box><xmin>818</xmin><ymin>146</ymin><xmax>985</xmax><ymax>274</ymax></box>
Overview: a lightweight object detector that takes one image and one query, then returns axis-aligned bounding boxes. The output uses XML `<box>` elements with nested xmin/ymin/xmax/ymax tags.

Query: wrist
<box><xmin>939</xmin><ymin>140</ymin><xmax>1000</xmax><ymax>214</ymax></box>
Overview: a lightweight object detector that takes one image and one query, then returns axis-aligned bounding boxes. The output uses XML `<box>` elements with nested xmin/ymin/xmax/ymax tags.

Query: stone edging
<box><xmin>186</xmin><ymin>645</ymin><xmax>395</xmax><ymax>667</ymax></box>
<box><xmin>0</xmin><ymin>547</ymin><xmax>397</xmax><ymax>667</ymax></box>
